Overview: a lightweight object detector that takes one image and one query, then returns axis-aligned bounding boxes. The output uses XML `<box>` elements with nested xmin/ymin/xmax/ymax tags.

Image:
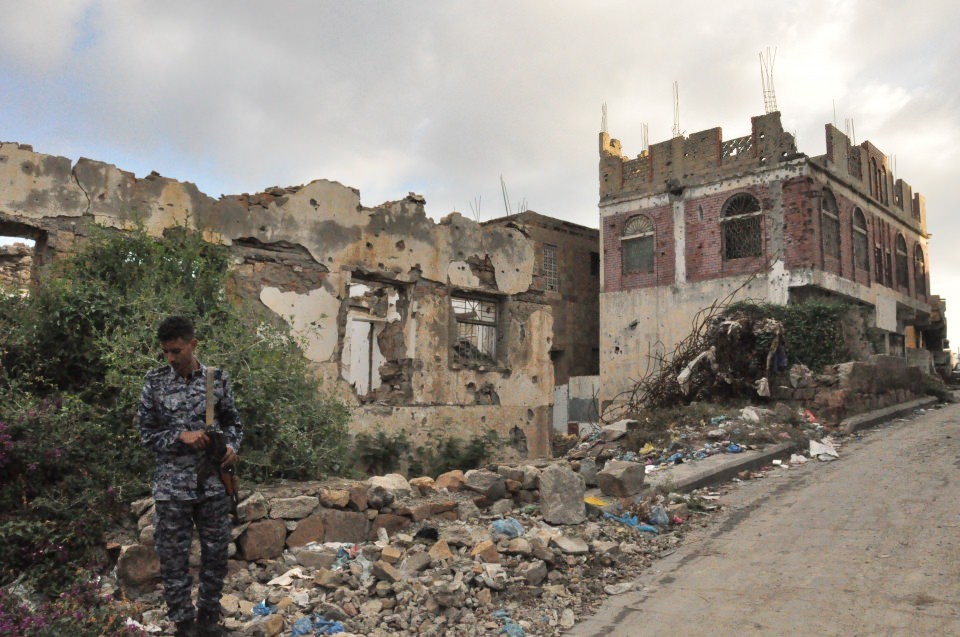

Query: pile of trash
<box><xmin>567</xmin><ymin>404</ymin><xmax>825</xmax><ymax>472</ymax></box>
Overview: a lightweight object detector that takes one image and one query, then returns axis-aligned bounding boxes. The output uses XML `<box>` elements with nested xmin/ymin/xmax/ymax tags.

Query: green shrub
<box><xmin>410</xmin><ymin>430</ymin><xmax>499</xmax><ymax>477</ymax></box>
<box><xmin>0</xmin><ymin>227</ymin><xmax>350</xmax><ymax>597</ymax></box>
<box><xmin>353</xmin><ymin>429</ymin><xmax>411</xmax><ymax>475</ymax></box>
<box><xmin>728</xmin><ymin>299</ymin><xmax>852</xmax><ymax>370</ymax></box>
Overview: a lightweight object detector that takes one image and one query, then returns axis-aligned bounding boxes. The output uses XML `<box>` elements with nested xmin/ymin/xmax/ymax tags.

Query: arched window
<box><xmin>895</xmin><ymin>234</ymin><xmax>908</xmax><ymax>289</ymax></box>
<box><xmin>821</xmin><ymin>189</ymin><xmax>841</xmax><ymax>259</ymax></box>
<box><xmin>914</xmin><ymin>245</ymin><xmax>926</xmax><ymax>296</ymax></box>
<box><xmin>721</xmin><ymin>193</ymin><xmax>762</xmax><ymax>260</ymax></box>
<box><xmin>881</xmin><ymin>165</ymin><xmax>889</xmax><ymax>204</ymax></box>
<box><xmin>621</xmin><ymin>215</ymin><xmax>654</xmax><ymax>274</ymax></box>
<box><xmin>870</xmin><ymin>158</ymin><xmax>880</xmax><ymax>198</ymax></box>
<box><xmin>851</xmin><ymin>208</ymin><xmax>868</xmax><ymax>272</ymax></box>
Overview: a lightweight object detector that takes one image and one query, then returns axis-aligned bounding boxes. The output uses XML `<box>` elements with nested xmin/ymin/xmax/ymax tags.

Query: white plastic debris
<box><xmin>809</xmin><ymin>439</ymin><xmax>839</xmax><ymax>460</ymax></box>
<box><xmin>789</xmin><ymin>453</ymin><xmax>808</xmax><ymax>465</ymax></box>
<box><xmin>267</xmin><ymin>567</ymin><xmax>305</xmax><ymax>586</ymax></box>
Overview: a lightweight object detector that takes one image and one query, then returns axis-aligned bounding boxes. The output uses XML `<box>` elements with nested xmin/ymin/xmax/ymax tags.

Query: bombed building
<box><xmin>0</xmin><ymin>142</ymin><xmax>558</xmax><ymax>456</ymax></box>
<box><xmin>598</xmin><ymin>111</ymin><xmax>943</xmax><ymax>403</ymax></box>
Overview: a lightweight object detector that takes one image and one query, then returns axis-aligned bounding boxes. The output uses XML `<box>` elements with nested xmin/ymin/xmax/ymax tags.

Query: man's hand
<box><xmin>179</xmin><ymin>430</ymin><xmax>210</xmax><ymax>450</ymax></box>
<box><xmin>221</xmin><ymin>445</ymin><xmax>238</xmax><ymax>467</ymax></box>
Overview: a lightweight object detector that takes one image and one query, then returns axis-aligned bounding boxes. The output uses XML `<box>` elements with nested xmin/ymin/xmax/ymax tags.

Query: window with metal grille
<box><xmin>821</xmin><ymin>189</ymin><xmax>841</xmax><ymax>259</ymax></box>
<box><xmin>914</xmin><ymin>245</ymin><xmax>926</xmax><ymax>296</ymax></box>
<box><xmin>721</xmin><ymin>193</ymin><xmax>762</xmax><ymax>260</ymax></box>
<box><xmin>852</xmin><ymin>208</ymin><xmax>868</xmax><ymax>271</ymax></box>
<box><xmin>895</xmin><ymin>234</ymin><xmax>908</xmax><ymax>289</ymax></box>
<box><xmin>452</xmin><ymin>296</ymin><xmax>497</xmax><ymax>364</ymax></box>
<box><xmin>621</xmin><ymin>215</ymin><xmax>654</xmax><ymax>274</ymax></box>
<box><xmin>543</xmin><ymin>243</ymin><xmax>558</xmax><ymax>291</ymax></box>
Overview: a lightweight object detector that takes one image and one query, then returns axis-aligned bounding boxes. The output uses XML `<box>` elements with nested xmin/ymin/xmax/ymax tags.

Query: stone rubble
<box><xmin>111</xmin><ymin>463</ymin><xmax>720</xmax><ymax>636</ymax></box>
<box><xmin>109</xmin><ymin>402</ymin><xmax>906</xmax><ymax>636</ymax></box>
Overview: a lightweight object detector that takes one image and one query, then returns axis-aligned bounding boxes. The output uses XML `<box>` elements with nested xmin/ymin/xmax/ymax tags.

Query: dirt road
<box><xmin>568</xmin><ymin>402</ymin><xmax>960</xmax><ymax>636</ymax></box>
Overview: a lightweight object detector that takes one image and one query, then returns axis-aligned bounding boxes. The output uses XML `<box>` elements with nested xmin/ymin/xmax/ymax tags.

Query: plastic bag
<box><xmin>252</xmin><ymin>601</ymin><xmax>275</xmax><ymax>616</ymax></box>
<box><xmin>648</xmin><ymin>505</ymin><xmax>669</xmax><ymax>526</ymax></box>
<box><xmin>491</xmin><ymin>517</ymin><xmax>524</xmax><ymax>539</ymax></box>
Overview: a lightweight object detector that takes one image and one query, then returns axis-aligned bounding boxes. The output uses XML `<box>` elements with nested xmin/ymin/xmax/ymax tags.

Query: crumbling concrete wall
<box><xmin>0</xmin><ymin>142</ymin><xmax>554</xmax><ymax>456</ymax></box>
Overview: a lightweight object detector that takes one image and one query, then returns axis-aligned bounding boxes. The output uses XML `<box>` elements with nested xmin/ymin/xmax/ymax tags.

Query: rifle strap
<box><xmin>205</xmin><ymin>366</ymin><xmax>217</xmax><ymax>428</ymax></box>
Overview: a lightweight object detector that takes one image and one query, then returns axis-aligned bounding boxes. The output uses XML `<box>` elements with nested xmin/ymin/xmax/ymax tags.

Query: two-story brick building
<box><xmin>598</xmin><ymin>111</ymin><xmax>941</xmax><ymax>402</ymax></box>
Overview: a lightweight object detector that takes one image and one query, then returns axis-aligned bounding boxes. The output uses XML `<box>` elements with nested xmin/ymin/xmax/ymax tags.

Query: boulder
<box><xmin>367</xmin><ymin>513</ymin><xmax>411</xmax><ymax>540</ymax></box>
<box><xmin>318</xmin><ymin>488</ymin><xmax>350</xmax><ymax>509</ymax></box>
<box><xmin>238</xmin><ymin>519</ymin><xmax>286</xmax><ymax>561</ymax></box>
<box><xmin>368</xmin><ymin>473</ymin><xmax>412</xmax><ymax>499</ymax></box>
<box><xmin>578</xmin><ymin>457</ymin><xmax>598</xmax><ymax>487</ymax></box>
<box><xmin>268</xmin><ymin>496</ymin><xmax>319</xmax><ymax>519</ymax></box>
<box><xmin>596</xmin><ymin>460</ymin><xmax>645</xmax><ymax>497</ymax></box>
<box><xmin>463</xmin><ymin>469</ymin><xmax>506</xmax><ymax>500</ymax></box>
<box><xmin>435</xmin><ymin>470</ymin><xmax>466</xmax><ymax>491</ymax></box>
<box><xmin>538</xmin><ymin>464</ymin><xmax>586</xmax><ymax>525</ymax></box>
<box><xmin>117</xmin><ymin>544</ymin><xmax>160</xmax><ymax>594</ymax></box>
<box><xmin>317</xmin><ymin>508</ymin><xmax>369</xmax><ymax>543</ymax></box>
<box><xmin>285</xmin><ymin>514</ymin><xmax>325</xmax><ymax>548</ymax></box>
<box><xmin>238</xmin><ymin>491</ymin><xmax>268</xmax><ymax>522</ymax></box>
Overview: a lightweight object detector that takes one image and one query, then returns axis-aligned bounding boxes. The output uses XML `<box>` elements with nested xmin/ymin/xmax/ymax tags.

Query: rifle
<box><xmin>197</xmin><ymin>367</ymin><xmax>240</xmax><ymax>520</ymax></box>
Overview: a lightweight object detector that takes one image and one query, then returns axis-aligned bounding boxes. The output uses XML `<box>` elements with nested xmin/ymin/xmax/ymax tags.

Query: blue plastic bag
<box><xmin>649</xmin><ymin>505</ymin><xmax>669</xmax><ymax>526</ymax></box>
<box><xmin>491</xmin><ymin>517</ymin><xmax>524</xmax><ymax>539</ymax></box>
<box><xmin>252</xmin><ymin>601</ymin><xmax>275</xmax><ymax>616</ymax></box>
<box><xmin>500</xmin><ymin>622</ymin><xmax>525</xmax><ymax>636</ymax></box>
<box><xmin>291</xmin><ymin>617</ymin><xmax>314</xmax><ymax>636</ymax></box>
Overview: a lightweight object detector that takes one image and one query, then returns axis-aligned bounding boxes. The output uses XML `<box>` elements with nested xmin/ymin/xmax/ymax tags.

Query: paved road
<box><xmin>569</xmin><ymin>403</ymin><xmax>960</xmax><ymax>637</ymax></box>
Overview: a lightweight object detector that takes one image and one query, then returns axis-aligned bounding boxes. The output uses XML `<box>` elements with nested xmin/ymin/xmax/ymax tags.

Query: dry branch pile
<box><xmin>603</xmin><ymin>281</ymin><xmax>786</xmax><ymax>421</ymax></box>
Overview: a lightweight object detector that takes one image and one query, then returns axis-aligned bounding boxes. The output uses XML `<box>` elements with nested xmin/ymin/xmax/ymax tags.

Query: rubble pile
<box><xmin>112</xmin><ymin>465</ymin><xmax>714</xmax><ymax>636</ymax></box>
<box><xmin>604</xmin><ymin>303</ymin><xmax>787</xmax><ymax>419</ymax></box>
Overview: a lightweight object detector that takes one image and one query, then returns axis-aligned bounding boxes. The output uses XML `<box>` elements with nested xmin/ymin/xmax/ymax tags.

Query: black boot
<box><xmin>196</xmin><ymin>608</ymin><xmax>225</xmax><ymax>637</ymax></box>
<box><xmin>174</xmin><ymin>619</ymin><xmax>197</xmax><ymax>637</ymax></box>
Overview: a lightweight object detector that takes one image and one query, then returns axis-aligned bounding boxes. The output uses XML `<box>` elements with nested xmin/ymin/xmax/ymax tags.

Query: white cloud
<box><xmin>2</xmin><ymin>0</ymin><xmax>960</xmax><ymax>339</ymax></box>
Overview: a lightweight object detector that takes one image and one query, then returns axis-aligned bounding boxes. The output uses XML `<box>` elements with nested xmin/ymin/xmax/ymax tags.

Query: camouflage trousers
<box><xmin>154</xmin><ymin>494</ymin><xmax>230</xmax><ymax>623</ymax></box>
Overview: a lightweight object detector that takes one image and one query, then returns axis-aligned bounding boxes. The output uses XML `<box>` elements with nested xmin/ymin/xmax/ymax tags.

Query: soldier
<box><xmin>138</xmin><ymin>316</ymin><xmax>242</xmax><ymax>637</ymax></box>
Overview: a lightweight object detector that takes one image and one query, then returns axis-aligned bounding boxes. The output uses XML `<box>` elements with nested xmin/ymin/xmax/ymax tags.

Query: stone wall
<box><xmin>0</xmin><ymin>242</ymin><xmax>32</xmax><ymax>291</ymax></box>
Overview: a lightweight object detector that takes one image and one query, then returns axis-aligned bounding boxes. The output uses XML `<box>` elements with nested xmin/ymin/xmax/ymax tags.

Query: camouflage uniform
<box><xmin>138</xmin><ymin>363</ymin><xmax>242</xmax><ymax>623</ymax></box>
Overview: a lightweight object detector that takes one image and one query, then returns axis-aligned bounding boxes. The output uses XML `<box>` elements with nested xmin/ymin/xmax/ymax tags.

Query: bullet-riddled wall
<box><xmin>0</xmin><ymin>142</ymin><xmax>554</xmax><ymax>457</ymax></box>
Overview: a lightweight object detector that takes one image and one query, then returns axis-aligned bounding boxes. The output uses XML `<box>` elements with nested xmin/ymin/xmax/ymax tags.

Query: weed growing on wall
<box><xmin>0</xmin><ymin>228</ymin><xmax>349</xmax><ymax>601</ymax></box>
<box><xmin>352</xmin><ymin>427</ymin><xmax>500</xmax><ymax>478</ymax></box>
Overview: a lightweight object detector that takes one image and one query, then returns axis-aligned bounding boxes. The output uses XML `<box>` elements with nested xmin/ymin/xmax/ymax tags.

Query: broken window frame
<box><xmin>821</xmin><ymin>189</ymin><xmax>841</xmax><ymax>260</ymax></box>
<box><xmin>721</xmin><ymin>193</ymin><xmax>763</xmax><ymax>260</ymax></box>
<box><xmin>852</xmin><ymin>208</ymin><xmax>869</xmax><ymax>272</ymax></box>
<box><xmin>895</xmin><ymin>234</ymin><xmax>908</xmax><ymax>290</ymax></box>
<box><xmin>451</xmin><ymin>295</ymin><xmax>499</xmax><ymax>365</ymax></box>
<box><xmin>542</xmin><ymin>243</ymin><xmax>559</xmax><ymax>291</ymax></box>
<box><xmin>914</xmin><ymin>245</ymin><xmax>926</xmax><ymax>296</ymax></box>
<box><xmin>621</xmin><ymin>214</ymin><xmax>655</xmax><ymax>274</ymax></box>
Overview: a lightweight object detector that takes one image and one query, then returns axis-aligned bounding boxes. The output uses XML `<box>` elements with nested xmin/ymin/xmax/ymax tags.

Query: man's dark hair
<box><xmin>157</xmin><ymin>316</ymin><xmax>195</xmax><ymax>342</ymax></box>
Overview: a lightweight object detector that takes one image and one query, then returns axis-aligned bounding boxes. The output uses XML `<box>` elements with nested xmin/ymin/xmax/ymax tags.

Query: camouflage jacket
<box><xmin>137</xmin><ymin>362</ymin><xmax>242</xmax><ymax>501</ymax></box>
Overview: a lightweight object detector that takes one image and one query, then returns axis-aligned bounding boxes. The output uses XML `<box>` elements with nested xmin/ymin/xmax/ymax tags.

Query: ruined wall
<box><xmin>597</xmin><ymin>113</ymin><xmax>939</xmax><ymax>403</ymax></box>
<box><xmin>0</xmin><ymin>142</ymin><xmax>554</xmax><ymax>456</ymax></box>
<box><xmin>483</xmin><ymin>212</ymin><xmax>600</xmax><ymax>385</ymax></box>
<box><xmin>0</xmin><ymin>243</ymin><xmax>32</xmax><ymax>291</ymax></box>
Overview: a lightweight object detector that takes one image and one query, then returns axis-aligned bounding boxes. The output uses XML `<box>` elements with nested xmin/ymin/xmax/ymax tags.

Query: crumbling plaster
<box><xmin>0</xmin><ymin>142</ymin><xmax>554</xmax><ymax>457</ymax></box>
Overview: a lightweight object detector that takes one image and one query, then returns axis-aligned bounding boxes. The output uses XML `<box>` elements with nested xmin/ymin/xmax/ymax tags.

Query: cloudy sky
<box><xmin>2</xmin><ymin>1</ymin><xmax>958</xmax><ymax>342</ymax></box>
